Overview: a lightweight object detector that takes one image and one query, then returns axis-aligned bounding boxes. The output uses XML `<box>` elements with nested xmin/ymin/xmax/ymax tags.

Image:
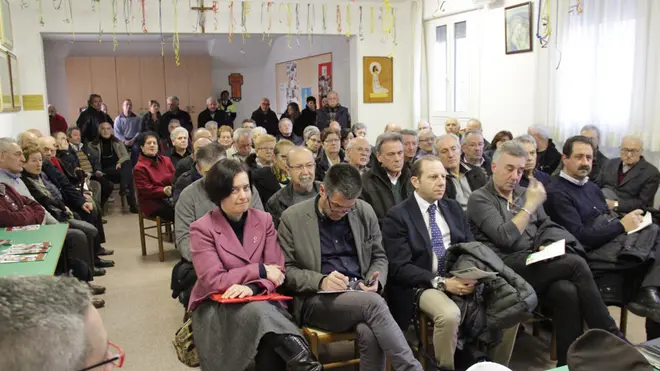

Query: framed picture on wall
<box><xmin>504</xmin><ymin>2</ymin><xmax>533</xmax><ymax>55</ymax></box>
<box><xmin>363</xmin><ymin>56</ymin><xmax>393</xmax><ymax>103</ymax></box>
<box><xmin>0</xmin><ymin>0</ymin><xmax>13</xmax><ymax>50</ymax></box>
<box><xmin>7</xmin><ymin>52</ymin><xmax>19</xmax><ymax>110</ymax></box>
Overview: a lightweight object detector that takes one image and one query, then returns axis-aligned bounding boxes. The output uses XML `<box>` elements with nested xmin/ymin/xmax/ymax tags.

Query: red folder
<box><xmin>211</xmin><ymin>292</ymin><xmax>293</xmax><ymax>304</ymax></box>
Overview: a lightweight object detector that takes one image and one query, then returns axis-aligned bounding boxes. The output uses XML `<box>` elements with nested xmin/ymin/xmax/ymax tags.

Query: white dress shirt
<box><xmin>414</xmin><ymin>191</ymin><xmax>452</xmax><ymax>273</ymax></box>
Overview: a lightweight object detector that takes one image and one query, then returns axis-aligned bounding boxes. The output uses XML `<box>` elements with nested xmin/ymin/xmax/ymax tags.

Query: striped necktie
<box><xmin>428</xmin><ymin>203</ymin><xmax>446</xmax><ymax>275</ymax></box>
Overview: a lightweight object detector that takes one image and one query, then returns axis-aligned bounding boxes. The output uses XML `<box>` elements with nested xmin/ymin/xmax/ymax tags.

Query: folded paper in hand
<box><xmin>526</xmin><ymin>239</ymin><xmax>565</xmax><ymax>265</ymax></box>
<box><xmin>628</xmin><ymin>212</ymin><xmax>653</xmax><ymax>235</ymax></box>
<box><xmin>449</xmin><ymin>267</ymin><xmax>498</xmax><ymax>280</ymax></box>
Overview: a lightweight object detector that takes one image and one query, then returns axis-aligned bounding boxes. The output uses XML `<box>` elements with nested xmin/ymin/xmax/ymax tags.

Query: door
<box><xmin>139</xmin><ymin>56</ymin><xmax>166</xmax><ymax>114</ymax></box>
<box><xmin>65</xmin><ymin>57</ymin><xmax>92</xmax><ymax>124</ymax></box>
<box><xmin>115</xmin><ymin>57</ymin><xmax>142</xmax><ymax>115</ymax></box>
<box><xmin>89</xmin><ymin>57</ymin><xmax>120</xmax><ymax>120</ymax></box>
<box><xmin>186</xmin><ymin>55</ymin><xmax>212</xmax><ymax>129</ymax></box>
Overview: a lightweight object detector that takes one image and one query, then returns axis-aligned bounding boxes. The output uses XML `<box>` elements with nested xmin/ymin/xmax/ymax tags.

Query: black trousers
<box><xmin>151</xmin><ymin>203</ymin><xmax>175</xmax><ymax>223</ymax></box>
<box><xmin>94</xmin><ymin>175</ymin><xmax>114</xmax><ymax>207</ymax></box>
<box><xmin>101</xmin><ymin>161</ymin><xmax>137</xmax><ymax>207</ymax></box>
<box><xmin>505</xmin><ymin>253</ymin><xmax>620</xmax><ymax>366</ymax></box>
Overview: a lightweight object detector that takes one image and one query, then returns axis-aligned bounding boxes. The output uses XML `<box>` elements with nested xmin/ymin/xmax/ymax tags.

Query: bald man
<box><xmin>384</xmin><ymin>123</ymin><xmax>402</xmax><ymax>133</ymax></box>
<box><xmin>417</xmin><ymin>120</ymin><xmax>431</xmax><ymax>132</ymax></box>
<box><xmin>465</xmin><ymin>118</ymin><xmax>490</xmax><ymax>148</ymax></box>
<box><xmin>250</xmin><ymin>97</ymin><xmax>279</xmax><ymax>136</ymax></box>
<box><xmin>17</xmin><ymin>130</ymin><xmax>39</xmax><ymax>148</ymax></box>
<box><xmin>48</xmin><ymin>104</ymin><xmax>69</xmax><ymax>134</ymax></box>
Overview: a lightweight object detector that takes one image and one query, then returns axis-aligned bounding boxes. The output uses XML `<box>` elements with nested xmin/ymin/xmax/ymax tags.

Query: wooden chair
<box><xmin>138</xmin><ymin>210</ymin><xmax>173</xmax><ymax>262</ymax></box>
<box><xmin>302</xmin><ymin>327</ymin><xmax>360</xmax><ymax>370</ymax></box>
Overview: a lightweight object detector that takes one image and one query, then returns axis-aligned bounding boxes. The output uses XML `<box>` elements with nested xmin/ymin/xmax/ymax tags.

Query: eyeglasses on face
<box><xmin>326</xmin><ymin>197</ymin><xmax>356</xmax><ymax>214</ymax></box>
<box><xmin>77</xmin><ymin>341</ymin><xmax>125</xmax><ymax>371</ymax></box>
<box><xmin>324</xmin><ymin>139</ymin><xmax>340</xmax><ymax>144</ymax></box>
<box><xmin>288</xmin><ymin>163</ymin><xmax>315</xmax><ymax>171</ymax></box>
<box><xmin>620</xmin><ymin>148</ymin><xmax>641</xmax><ymax>155</ymax></box>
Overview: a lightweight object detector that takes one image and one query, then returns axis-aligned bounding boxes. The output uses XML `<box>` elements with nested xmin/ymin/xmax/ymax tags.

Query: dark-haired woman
<box><xmin>484</xmin><ymin>130</ymin><xmax>513</xmax><ymax>160</ymax></box>
<box><xmin>189</xmin><ymin>159</ymin><xmax>322</xmax><ymax>371</ymax></box>
<box><xmin>133</xmin><ymin>131</ymin><xmax>176</xmax><ymax>221</ymax></box>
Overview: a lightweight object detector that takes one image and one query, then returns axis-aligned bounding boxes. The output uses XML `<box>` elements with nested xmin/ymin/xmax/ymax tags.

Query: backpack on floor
<box><xmin>172</xmin><ymin>317</ymin><xmax>199</xmax><ymax>367</ymax></box>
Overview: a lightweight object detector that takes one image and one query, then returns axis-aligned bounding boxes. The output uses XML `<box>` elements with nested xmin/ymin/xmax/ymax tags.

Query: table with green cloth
<box><xmin>0</xmin><ymin>224</ymin><xmax>68</xmax><ymax>277</ymax></box>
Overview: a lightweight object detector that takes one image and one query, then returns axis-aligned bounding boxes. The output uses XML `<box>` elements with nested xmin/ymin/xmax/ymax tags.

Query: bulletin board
<box><xmin>275</xmin><ymin>53</ymin><xmax>332</xmax><ymax>115</ymax></box>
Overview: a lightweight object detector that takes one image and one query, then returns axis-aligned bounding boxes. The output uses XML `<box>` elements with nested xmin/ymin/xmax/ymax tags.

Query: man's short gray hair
<box><xmin>167</xmin><ymin>95</ymin><xmax>179</xmax><ymax>102</ymax></box>
<box><xmin>0</xmin><ymin>275</ymin><xmax>91</xmax><ymax>371</ymax></box>
<box><xmin>492</xmin><ymin>140</ymin><xmax>528</xmax><ymax>163</ymax></box>
<box><xmin>170</xmin><ymin>127</ymin><xmax>189</xmax><ymax>141</ymax></box>
<box><xmin>461</xmin><ymin>129</ymin><xmax>483</xmax><ymax>145</ymax></box>
<box><xmin>233</xmin><ymin>127</ymin><xmax>253</xmax><ymax>142</ymax></box>
<box><xmin>434</xmin><ymin>133</ymin><xmax>460</xmax><ymax>152</ymax></box>
<box><xmin>303</xmin><ymin>126</ymin><xmax>321</xmax><ymax>142</ymax></box>
<box><xmin>351</xmin><ymin>122</ymin><xmax>367</xmax><ymax>136</ymax></box>
<box><xmin>204</xmin><ymin>121</ymin><xmax>219</xmax><ymax>131</ymax></box>
<box><xmin>0</xmin><ymin>137</ymin><xmax>17</xmax><ymax>153</ymax></box>
<box><xmin>251</xmin><ymin>127</ymin><xmax>267</xmax><ymax>136</ymax></box>
<box><xmin>375</xmin><ymin>132</ymin><xmax>403</xmax><ymax>154</ymax></box>
<box><xmin>400</xmin><ymin>129</ymin><xmax>418</xmax><ymax>138</ymax></box>
<box><xmin>168</xmin><ymin>118</ymin><xmax>181</xmax><ymax>126</ymax></box>
<box><xmin>279</xmin><ymin>118</ymin><xmax>292</xmax><ymax>127</ymax></box>
<box><xmin>195</xmin><ymin>142</ymin><xmax>227</xmax><ymax>167</ymax></box>
<box><xmin>323</xmin><ymin>163</ymin><xmax>362</xmax><ymax>200</ymax></box>
<box><xmin>580</xmin><ymin>124</ymin><xmax>601</xmax><ymax>140</ymax></box>
<box><xmin>528</xmin><ymin>125</ymin><xmax>550</xmax><ymax>140</ymax></box>
<box><xmin>513</xmin><ymin>134</ymin><xmax>537</xmax><ymax>150</ymax></box>
<box><xmin>621</xmin><ymin>135</ymin><xmax>644</xmax><ymax>150</ymax></box>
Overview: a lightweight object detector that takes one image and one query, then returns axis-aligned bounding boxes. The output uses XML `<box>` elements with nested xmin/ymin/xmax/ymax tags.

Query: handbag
<box><xmin>172</xmin><ymin>317</ymin><xmax>199</xmax><ymax>367</ymax></box>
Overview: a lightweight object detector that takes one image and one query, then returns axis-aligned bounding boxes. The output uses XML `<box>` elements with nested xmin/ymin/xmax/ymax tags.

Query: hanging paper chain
<box><xmin>370</xmin><ymin>6</ymin><xmax>374</xmax><ymax>34</ymax></box>
<box><xmin>173</xmin><ymin>0</ymin><xmax>181</xmax><ymax>65</ymax></box>
<box><xmin>307</xmin><ymin>3</ymin><xmax>315</xmax><ymax>45</ymax></box>
<box><xmin>141</xmin><ymin>0</ymin><xmax>147</xmax><ymax>32</ymax></box>
<box><xmin>38</xmin><ymin>0</ymin><xmax>45</xmax><ymax>26</ymax></box>
<box><xmin>214</xmin><ymin>1</ymin><xmax>219</xmax><ymax>31</ymax></box>
<box><xmin>159</xmin><ymin>0</ymin><xmax>164</xmax><ymax>56</ymax></box>
<box><xmin>295</xmin><ymin>3</ymin><xmax>300</xmax><ymax>46</ymax></box>
<box><xmin>286</xmin><ymin>3</ymin><xmax>292</xmax><ymax>48</ymax></box>
<box><xmin>228</xmin><ymin>0</ymin><xmax>235</xmax><ymax>43</ymax></box>
<box><xmin>112</xmin><ymin>0</ymin><xmax>118</xmax><ymax>51</ymax></box>
<box><xmin>358</xmin><ymin>6</ymin><xmax>363</xmax><ymax>40</ymax></box>
<box><xmin>345</xmin><ymin>4</ymin><xmax>351</xmax><ymax>38</ymax></box>
<box><xmin>123</xmin><ymin>0</ymin><xmax>133</xmax><ymax>36</ymax></box>
<box><xmin>569</xmin><ymin>0</ymin><xmax>583</xmax><ymax>15</ymax></box>
<box><xmin>336</xmin><ymin>5</ymin><xmax>342</xmax><ymax>33</ymax></box>
<box><xmin>67</xmin><ymin>0</ymin><xmax>75</xmax><ymax>40</ymax></box>
<box><xmin>322</xmin><ymin>4</ymin><xmax>327</xmax><ymax>33</ymax></box>
<box><xmin>91</xmin><ymin>0</ymin><xmax>98</xmax><ymax>12</ymax></box>
<box><xmin>97</xmin><ymin>0</ymin><xmax>103</xmax><ymax>42</ymax></box>
<box><xmin>241</xmin><ymin>1</ymin><xmax>251</xmax><ymax>51</ymax></box>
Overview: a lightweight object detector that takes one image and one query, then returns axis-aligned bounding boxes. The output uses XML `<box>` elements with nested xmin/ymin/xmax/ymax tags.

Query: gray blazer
<box><xmin>596</xmin><ymin>157</ymin><xmax>660</xmax><ymax>213</ymax></box>
<box><xmin>278</xmin><ymin>197</ymin><xmax>389</xmax><ymax>323</ymax></box>
<box><xmin>174</xmin><ymin>177</ymin><xmax>264</xmax><ymax>261</ymax></box>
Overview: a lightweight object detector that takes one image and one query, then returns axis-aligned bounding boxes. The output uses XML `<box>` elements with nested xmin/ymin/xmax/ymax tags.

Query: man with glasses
<box><xmin>266</xmin><ymin>147</ymin><xmax>321</xmax><ymax>228</ymax></box>
<box><xmin>279</xmin><ymin>164</ymin><xmax>423</xmax><ymax>371</ymax></box>
<box><xmin>0</xmin><ymin>275</ymin><xmax>124</xmax><ymax>371</ymax></box>
<box><xmin>276</xmin><ymin>118</ymin><xmax>304</xmax><ymax>146</ymax></box>
<box><xmin>225</xmin><ymin>128</ymin><xmax>254</xmax><ymax>163</ymax></box>
<box><xmin>545</xmin><ymin>135</ymin><xmax>660</xmax><ymax>324</ymax></box>
<box><xmin>250</xmin><ymin>97</ymin><xmax>279</xmax><ymax>136</ymax></box>
<box><xmin>461</xmin><ymin>129</ymin><xmax>492</xmax><ymax>176</ymax></box>
<box><xmin>595</xmin><ymin>135</ymin><xmax>660</xmax><ymax>214</ymax></box>
<box><xmin>435</xmin><ymin>134</ymin><xmax>487</xmax><ymax>211</ymax></box>
<box><xmin>361</xmin><ymin>132</ymin><xmax>413</xmax><ymax>222</ymax></box>
<box><xmin>416</xmin><ymin>129</ymin><xmax>436</xmax><ymax>159</ymax></box>
<box><xmin>345</xmin><ymin>137</ymin><xmax>372</xmax><ymax>175</ymax></box>
<box><xmin>468</xmin><ymin>140</ymin><xmax>625</xmax><ymax>366</ymax></box>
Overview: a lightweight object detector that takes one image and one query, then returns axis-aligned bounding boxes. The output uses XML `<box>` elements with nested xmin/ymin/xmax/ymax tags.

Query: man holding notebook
<box><xmin>467</xmin><ymin>140</ymin><xmax>625</xmax><ymax>366</ymax></box>
<box><xmin>545</xmin><ymin>135</ymin><xmax>660</xmax><ymax>323</ymax></box>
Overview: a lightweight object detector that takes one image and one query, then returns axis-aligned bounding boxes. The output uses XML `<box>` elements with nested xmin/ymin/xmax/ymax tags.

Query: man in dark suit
<box><xmin>596</xmin><ymin>135</ymin><xmax>660</xmax><ymax>213</ymax></box>
<box><xmin>250</xmin><ymin>97</ymin><xmax>279</xmax><ymax>136</ymax></box>
<box><xmin>382</xmin><ymin>156</ymin><xmax>516</xmax><ymax>369</ymax></box>
<box><xmin>316</xmin><ymin>91</ymin><xmax>351</xmax><ymax>131</ymax></box>
<box><xmin>76</xmin><ymin>94</ymin><xmax>113</xmax><ymax>143</ymax></box>
<box><xmin>159</xmin><ymin>96</ymin><xmax>192</xmax><ymax>137</ymax></box>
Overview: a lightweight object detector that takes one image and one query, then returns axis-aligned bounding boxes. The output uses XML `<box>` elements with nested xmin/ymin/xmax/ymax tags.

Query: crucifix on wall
<box><xmin>191</xmin><ymin>0</ymin><xmax>217</xmax><ymax>33</ymax></box>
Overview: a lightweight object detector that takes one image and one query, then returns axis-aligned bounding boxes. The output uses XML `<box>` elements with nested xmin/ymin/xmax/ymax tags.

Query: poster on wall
<box><xmin>363</xmin><ymin>56</ymin><xmax>393</xmax><ymax>103</ymax></box>
<box><xmin>317</xmin><ymin>62</ymin><xmax>332</xmax><ymax>105</ymax></box>
<box><xmin>285</xmin><ymin>61</ymin><xmax>299</xmax><ymax>111</ymax></box>
<box><xmin>301</xmin><ymin>88</ymin><xmax>312</xmax><ymax>103</ymax></box>
<box><xmin>228</xmin><ymin>73</ymin><xmax>244</xmax><ymax>102</ymax></box>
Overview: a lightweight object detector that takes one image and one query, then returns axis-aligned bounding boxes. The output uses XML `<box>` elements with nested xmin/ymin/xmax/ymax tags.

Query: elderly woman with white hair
<box><xmin>204</xmin><ymin>120</ymin><xmax>219</xmax><ymax>142</ymax></box>
<box><xmin>168</xmin><ymin>126</ymin><xmax>191</xmax><ymax>168</ymax></box>
<box><xmin>303</xmin><ymin>126</ymin><xmax>322</xmax><ymax>157</ymax></box>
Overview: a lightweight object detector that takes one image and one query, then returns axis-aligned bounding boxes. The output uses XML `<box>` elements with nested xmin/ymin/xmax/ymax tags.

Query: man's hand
<box><xmin>444</xmin><ymin>277</ymin><xmax>477</xmax><ymax>296</ymax></box>
<box><xmin>163</xmin><ymin>186</ymin><xmax>173</xmax><ymax>197</ymax></box>
<box><xmin>116</xmin><ymin>163</ymin><xmax>121</xmax><ymax>170</ymax></box>
<box><xmin>620</xmin><ymin>209</ymin><xmax>644</xmax><ymax>232</ymax></box>
<box><xmin>95</xmin><ymin>170</ymin><xmax>103</xmax><ymax>178</ymax></box>
<box><xmin>82</xmin><ymin>202</ymin><xmax>94</xmax><ymax>214</ymax></box>
<box><xmin>319</xmin><ymin>271</ymin><xmax>349</xmax><ymax>292</ymax></box>
<box><xmin>523</xmin><ymin>178</ymin><xmax>547</xmax><ymax>212</ymax></box>
<box><xmin>265</xmin><ymin>264</ymin><xmax>285</xmax><ymax>287</ymax></box>
<box><xmin>606</xmin><ymin>199</ymin><xmax>617</xmax><ymax>210</ymax></box>
<box><xmin>358</xmin><ymin>280</ymin><xmax>379</xmax><ymax>293</ymax></box>
<box><xmin>221</xmin><ymin>284</ymin><xmax>254</xmax><ymax>299</ymax></box>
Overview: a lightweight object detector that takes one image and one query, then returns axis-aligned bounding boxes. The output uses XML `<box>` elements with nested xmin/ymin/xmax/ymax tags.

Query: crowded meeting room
<box><xmin>2</xmin><ymin>0</ymin><xmax>660</xmax><ymax>370</ymax></box>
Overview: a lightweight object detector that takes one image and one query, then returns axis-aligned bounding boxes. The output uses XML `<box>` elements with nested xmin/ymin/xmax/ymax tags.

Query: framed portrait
<box><xmin>8</xmin><ymin>52</ymin><xmax>19</xmax><ymax>110</ymax></box>
<box><xmin>363</xmin><ymin>56</ymin><xmax>393</xmax><ymax>103</ymax></box>
<box><xmin>0</xmin><ymin>0</ymin><xmax>12</xmax><ymax>50</ymax></box>
<box><xmin>505</xmin><ymin>2</ymin><xmax>533</xmax><ymax>55</ymax></box>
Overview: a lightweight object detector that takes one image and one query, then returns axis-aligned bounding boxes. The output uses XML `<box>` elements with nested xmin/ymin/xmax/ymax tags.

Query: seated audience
<box><xmin>329</xmin><ymin>121</ymin><xmax>342</xmax><ymax>133</ymax></box>
<box><xmin>187</xmin><ymin>159</ymin><xmax>321</xmax><ymax>371</ymax></box>
<box><xmin>154</xmin><ymin>119</ymin><xmax>181</xmax><ymax>156</ymax></box>
<box><xmin>174</xmin><ymin>137</ymin><xmax>212</xmax><ymax>184</ymax></box>
<box><xmin>384</xmin><ymin>123</ymin><xmax>403</xmax><ymax>133</ymax></box>
<box><xmin>113</xmin><ymin>99</ymin><xmax>141</xmax><ymax>151</ymax></box>
<box><xmin>528</xmin><ymin>125</ymin><xmax>561</xmax><ymax>175</ymax></box>
<box><xmin>545</xmin><ymin>135</ymin><xmax>660</xmax><ymax>323</ymax></box>
<box><xmin>417</xmin><ymin>120</ymin><xmax>431</xmax><ymax>132</ymax></box>
<box><xmin>242</xmin><ymin>118</ymin><xmax>257</xmax><ymax>129</ymax></box>
<box><xmin>252</xmin><ymin>140</ymin><xmax>296</xmax><ymax>207</ymax></box>
<box><xmin>173</xmin><ymin>142</ymin><xmax>223</xmax><ymax>204</ymax></box>
<box><xmin>266</xmin><ymin>147</ymin><xmax>320</xmax><ymax>228</ymax></box>
<box><xmin>87</xmin><ymin>122</ymin><xmax>138</xmax><ymax>212</ymax></box>
<box><xmin>315</xmin><ymin>128</ymin><xmax>344</xmax><ymax>181</ymax></box>
<box><xmin>401</xmin><ymin>129</ymin><xmax>419</xmax><ymax>167</ymax></box>
<box><xmin>434</xmin><ymin>134</ymin><xmax>487</xmax><ymax>210</ymax></box>
<box><xmin>361</xmin><ymin>132</ymin><xmax>412</xmax><ymax>222</ymax></box>
<box><xmin>296</xmin><ymin>96</ymin><xmax>317</xmax><ymax>137</ymax></box>
<box><xmin>279</xmin><ymin>164</ymin><xmax>423</xmax><ymax>370</ymax></box>
<box><xmin>462</xmin><ymin>129</ymin><xmax>492</xmax><ymax>175</ymax></box>
<box><xmin>276</xmin><ymin>118</ymin><xmax>304</xmax><ymax>146</ymax></box>
<box><xmin>0</xmin><ymin>181</ymin><xmax>45</xmax><ymax>224</ymax></box>
<box><xmin>596</xmin><ymin>135</ymin><xmax>660</xmax><ymax>213</ymax></box>
<box><xmin>17</xmin><ymin>130</ymin><xmax>39</xmax><ymax>149</ymax></box>
<box><xmin>340</xmin><ymin>128</ymin><xmax>354</xmax><ymax>151</ymax></box>
<box><xmin>416</xmin><ymin>129</ymin><xmax>436</xmax><ymax>159</ymax></box>
<box><xmin>197</xmin><ymin>96</ymin><xmax>220</xmax><ymax>129</ymax></box>
<box><xmin>140</xmin><ymin>99</ymin><xmax>161</xmax><ymax>133</ymax></box>
<box><xmin>445</xmin><ymin>118</ymin><xmax>460</xmax><ymax>136</ymax></box>
<box><xmin>204</xmin><ymin>120</ymin><xmax>219</xmax><ymax>143</ymax></box>
<box><xmin>465</xmin><ymin>118</ymin><xmax>490</xmax><ymax>148</ymax></box>
<box><xmin>251</xmin><ymin>126</ymin><xmax>267</xmax><ymax>144</ymax></box>
<box><xmin>383</xmin><ymin>156</ymin><xmax>528</xmax><ymax>369</ymax></box>
<box><xmin>168</xmin><ymin>127</ymin><xmax>191</xmax><ymax>168</ymax></box>
<box><xmin>251</xmin><ymin>97</ymin><xmax>280</xmax><ymax>136</ymax></box>
<box><xmin>226</xmin><ymin>128</ymin><xmax>255</xmax><ymax>163</ymax></box>
<box><xmin>553</xmin><ymin>125</ymin><xmax>608</xmax><ymax>179</ymax></box>
<box><xmin>218</xmin><ymin>125</ymin><xmax>234</xmax><ymax>148</ymax></box>
<box><xmin>485</xmin><ymin>130</ymin><xmax>513</xmax><ymax>160</ymax></box>
<box><xmin>48</xmin><ymin>104</ymin><xmax>68</xmax><ymax>134</ymax></box>
<box><xmin>134</xmin><ymin>131</ymin><xmax>176</xmax><ymax>221</ymax></box>
<box><xmin>467</xmin><ymin>140</ymin><xmax>625</xmax><ymax>365</ymax></box>
<box><xmin>352</xmin><ymin>122</ymin><xmax>368</xmax><ymax>138</ymax></box>
<box><xmin>0</xmin><ymin>275</ymin><xmax>117</xmax><ymax>369</ymax></box>
<box><xmin>514</xmin><ymin>135</ymin><xmax>552</xmax><ymax>188</ymax></box>
<box><xmin>316</xmin><ymin>91</ymin><xmax>351</xmax><ymax>131</ymax></box>
<box><xmin>303</xmin><ymin>126</ymin><xmax>322</xmax><ymax>158</ymax></box>
<box><xmin>53</xmin><ymin>131</ymin><xmax>86</xmax><ymax>188</ymax></box>
<box><xmin>246</xmin><ymin>134</ymin><xmax>276</xmax><ymax>170</ymax></box>
<box><xmin>345</xmin><ymin>137</ymin><xmax>372</xmax><ymax>175</ymax></box>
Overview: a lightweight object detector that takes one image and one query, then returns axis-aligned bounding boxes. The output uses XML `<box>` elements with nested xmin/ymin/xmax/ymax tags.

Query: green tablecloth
<box><xmin>0</xmin><ymin>224</ymin><xmax>68</xmax><ymax>277</ymax></box>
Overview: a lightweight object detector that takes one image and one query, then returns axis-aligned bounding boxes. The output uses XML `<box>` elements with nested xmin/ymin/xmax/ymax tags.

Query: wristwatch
<box><xmin>613</xmin><ymin>201</ymin><xmax>619</xmax><ymax>210</ymax></box>
<box><xmin>431</xmin><ymin>276</ymin><xmax>446</xmax><ymax>291</ymax></box>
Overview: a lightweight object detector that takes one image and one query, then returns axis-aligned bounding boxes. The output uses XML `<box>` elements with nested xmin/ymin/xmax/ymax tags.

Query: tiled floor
<box><xmin>95</xmin><ymin>201</ymin><xmax>650</xmax><ymax>371</ymax></box>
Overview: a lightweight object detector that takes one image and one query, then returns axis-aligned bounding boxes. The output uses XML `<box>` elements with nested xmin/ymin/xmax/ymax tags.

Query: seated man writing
<box><xmin>383</xmin><ymin>156</ymin><xmax>530</xmax><ymax>370</ymax></box>
<box><xmin>467</xmin><ymin>141</ymin><xmax>624</xmax><ymax>366</ymax></box>
<box><xmin>545</xmin><ymin>135</ymin><xmax>660</xmax><ymax>323</ymax></box>
<box><xmin>279</xmin><ymin>164</ymin><xmax>423</xmax><ymax>371</ymax></box>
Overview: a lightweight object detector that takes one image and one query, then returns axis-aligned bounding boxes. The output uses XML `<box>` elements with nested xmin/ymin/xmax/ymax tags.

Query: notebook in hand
<box><xmin>211</xmin><ymin>292</ymin><xmax>293</xmax><ymax>304</ymax></box>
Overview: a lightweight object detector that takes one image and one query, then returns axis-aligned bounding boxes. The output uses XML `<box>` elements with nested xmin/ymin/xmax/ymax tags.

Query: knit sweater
<box><xmin>545</xmin><ymin>176</ymin><xmax>625</xmax><ymax>249</ymax></box>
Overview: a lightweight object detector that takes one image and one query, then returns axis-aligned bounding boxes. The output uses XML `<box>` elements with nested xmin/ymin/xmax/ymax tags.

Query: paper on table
<box><xmin>628</xmin><ymin>212</ymin><xmax>653</xmax><ymax>235</ymax></box>
<box><xmin>450</xmin><ymin>267</ymin><xmax>498</xmax><ymax>280</ymax></box>
<box><xmin>526</xmin><ymin>239</ymin><xmax>566</xmax><ymax>265</ymax></box>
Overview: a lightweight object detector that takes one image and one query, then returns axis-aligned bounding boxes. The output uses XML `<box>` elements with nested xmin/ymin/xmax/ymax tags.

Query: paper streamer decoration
<box><xmin>141</xmin><ymin>0</ymin><xmax>147</xmax><ymax>32</ymax></box>
<box><xmin>307</xmin><ymin>3</ymin><xmax>315</xmax><ymax>45</ymax></box>
<box><xmin>159</xmin><ymin>0</ymin><xmax>164</xmax><ymax>56</ymax></box>
<box><xmin>228</xmin><ymin>0</ymin><xmax>235</xmax><ymax>43</ymax></box>
<box><xmin>241</xmin><ymin>1</ymin><xmax>251</xmax><ymax>50</ymax></box>
<box><xmin>112</xmin><ymin>0</ymin><xmax>118</xmax><ymax>51</ymax></box>
<box><xmin>336</xmin><ymin>5</ymin><xmax>341</xmax><ymax>33</ymax></box>
<box><xmin>285</xmin><ymin>3</ymin><xmax>292</xmax><ymax>48</ymax></box>
<box><xmin>67</xmin><ymin>0</ymin><xmax>75</xmax><ymax>40</ymax></box>
<box><xmin>358</xmin><ymin>6</ymin><xmax>364</xmax><ymax>40</ymax></box>
<box><xmin>322</xmin><ymin>4</ymin><xmax>327</xmax><ymax>33</ymax></box>
<box><xmin>173</xmin><ymin>0</ymin><xmax>180</xmax><ymax>65</ymax></box>
<box><xmin>123</xmin><ymin>0</ymin><xmax>133</xmax><ymax>36</ymax></box>
<box><xmin>345</xmin><ymin>4</ymin><xmax>351</xmax><ymax>38</ymax></box>
<box><xmin>295</xmin><ymin>3</ymin><xmax>300</xmax><ymax>46</ymax></box>
<box><xmin>370</xmin><ymin>6</ymin><xmax>374</xmax><ymax>34</ymax></box>
<box><xmin>38</xmin><ymin>0</ymin><xmax>44</xmax><ymax>26</ymax></box>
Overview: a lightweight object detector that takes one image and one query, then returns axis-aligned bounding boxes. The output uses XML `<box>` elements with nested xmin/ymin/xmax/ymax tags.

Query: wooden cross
<box><xmin>191</xmin><ymin>0</ymin><xmax>216</xmax><ymax>33</ymax></box>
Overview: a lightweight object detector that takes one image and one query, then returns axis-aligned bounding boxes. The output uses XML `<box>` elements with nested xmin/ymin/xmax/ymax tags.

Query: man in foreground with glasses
<box><xmin>467</xmin><ymin>140</ymin><xmax>625</xmax><ymax>366</ymax></box>
<box><xmin>596</xmin><ymin>135</ymin><xmax>660</xmax><ymax>214</ymax></box>
<box><xmin>545</xmin><ymin>135</ymin><xmax>660</xmax><ymax>324</ymax></box>
<box><xmin>0</xmin><ymin>275</ymin><xmax>124</xmax><ymax>371</ymax></box>
<box><xmin>279</xmin><ymin>164</ymin><xmax>423</xmax><ymax>371</ymax></box>
<box><xmin>266</xmin><ymin>147</ymin><xmax>321</xmax><ymax>228</ymax></box>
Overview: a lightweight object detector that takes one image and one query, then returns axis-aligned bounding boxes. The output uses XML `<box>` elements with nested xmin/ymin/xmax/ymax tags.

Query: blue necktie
<box><xmin>428</xmin><ymin>203</ymin><xmax>446</xmax><ymax>275</ymax></box>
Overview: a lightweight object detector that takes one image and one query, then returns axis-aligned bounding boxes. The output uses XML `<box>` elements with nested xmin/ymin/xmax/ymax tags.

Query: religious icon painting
<box><xmin>363</xmin><ymin>56</ymin><xmax>393</xmax><ymax>103</ymax></box>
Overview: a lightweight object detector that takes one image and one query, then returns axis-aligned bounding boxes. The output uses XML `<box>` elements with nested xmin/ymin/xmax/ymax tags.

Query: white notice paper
<box><xmin>526</xmin><ymin>239</ymin><xmax>566</xmax><ymax>265</ymax></box>
<box><xmin>628</xmin><ymin>212</ymin><xmax>653</xmax><ymax>235</ymax></box>
<box><xmin>450</xmin><ymin>267</ymin><xmax>498</xmax><ymax>280</ymax></box>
